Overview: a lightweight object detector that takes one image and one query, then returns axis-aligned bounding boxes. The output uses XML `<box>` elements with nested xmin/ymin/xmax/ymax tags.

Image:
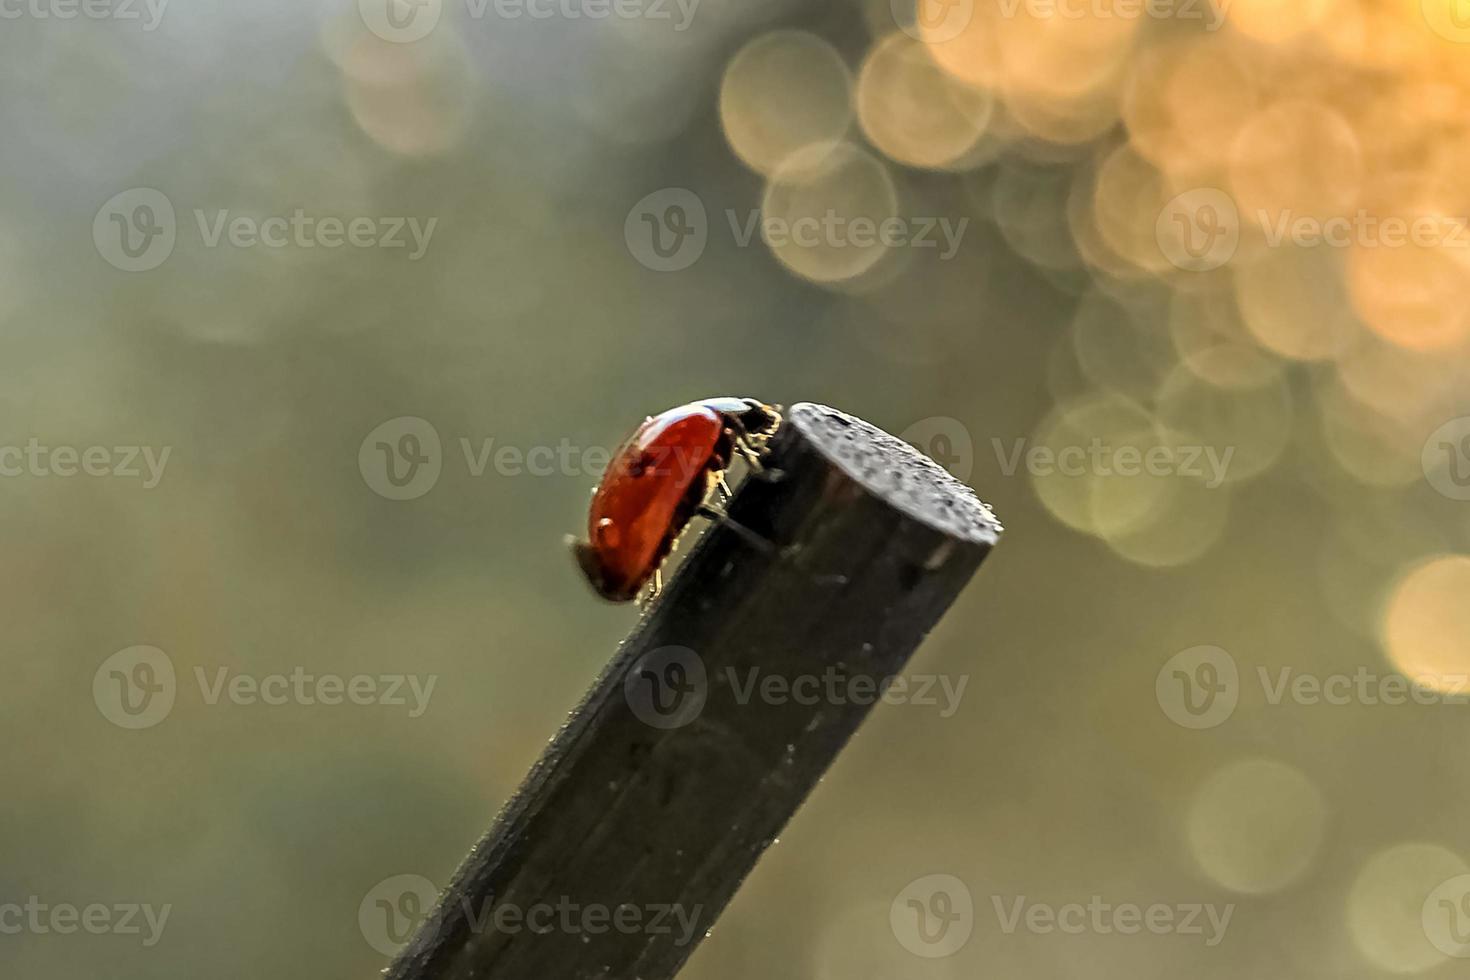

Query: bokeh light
<box><xmin>1382</xmin><ymin>555</ymin><xmax>1470</xmax><ymax>694</ymax></box>
<box><xmin>1347</xmin><ymin>843</ymin><xmax>1469</xmax><ymax>973</ymax></box>
<box><xmin>1186</xmin><ymin>759</ymin><xmax>1327</xmax><ymax>895</ymax></box>
<box><xmin>759</xmin><ymin>140</ymin><xmax>898</xmax><ymax>284</ymax></box>
<box><xmin>339</xmin><ymin>28</ymin><xmax>472</xmax><ymax>158</ymax></box>
<box><xmin>719</xmin><ymin>30</ymin><xmax>854</xmax><ymax>176</ymax></box>
<box><xmin>856</xmin><ymin>33</ymin><xmax>993</xmax><ymax>171</ymax></box>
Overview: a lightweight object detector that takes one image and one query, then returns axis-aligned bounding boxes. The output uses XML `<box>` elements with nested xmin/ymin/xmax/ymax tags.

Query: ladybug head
<box><xmin>567</xmin><ymin>534</ymin><xmax>632</xmax><ymax>602</ymax></box>
<box><xmin>733</xmin><ymin>399</ymin><xmax>781</xmax><ymax>437</ymax></box>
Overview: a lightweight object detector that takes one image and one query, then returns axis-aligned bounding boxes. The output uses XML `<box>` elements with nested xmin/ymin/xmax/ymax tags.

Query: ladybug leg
<box><xmin>635</xmin><ymin>567</ymin><xmax>663</xmax><ymax>608</ymax></box>
<box><xmin>716</xmin><ymin>472</ymin><xmax>734</xmax><ymax>501</ymax></box>
<box><xmin>696</xmin><ymin>503</ymin><xmax>777</xmax><ymax>556</ymax></box>
<box><xmin>734</xmin><ymin>435</ymin><xmax>786</xmax><ymax>482</ymax></box>
<box><xmin>733</xmin><ymin>436</ymin><xmax>764</xmax><ymax>472</ymax></box>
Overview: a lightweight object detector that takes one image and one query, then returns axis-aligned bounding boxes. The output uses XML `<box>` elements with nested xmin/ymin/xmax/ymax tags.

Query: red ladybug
<box><xmin>571</xmin><ymin>397</ymin><xmax>782</xmax><ymax>602</ymax></box>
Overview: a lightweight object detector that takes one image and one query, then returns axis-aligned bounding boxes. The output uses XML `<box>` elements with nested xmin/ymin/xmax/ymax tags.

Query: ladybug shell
<box><xmin>580</xmin><ymin>404</ymin><xmax>730</xmax><ymax>601</ymax></box>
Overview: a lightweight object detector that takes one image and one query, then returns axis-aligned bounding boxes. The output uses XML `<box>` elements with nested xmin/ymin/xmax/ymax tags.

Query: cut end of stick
<box><xmin>789</xmin><ymin>402</ymin><xmax>1003</xmax><ymax>547</ymax></box>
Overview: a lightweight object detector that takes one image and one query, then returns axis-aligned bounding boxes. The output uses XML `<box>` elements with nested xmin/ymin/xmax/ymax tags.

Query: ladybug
<box><xmin>570</xmin><ymin>397</ymin><xmax>782</xmax><ymax>603</ymax></box>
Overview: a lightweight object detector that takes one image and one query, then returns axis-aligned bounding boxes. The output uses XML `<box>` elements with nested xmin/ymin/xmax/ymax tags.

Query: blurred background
<box><xmin>5</xmin><ymin>0</ymin><xmax>1470</xmax><ymax>976</ymax></box>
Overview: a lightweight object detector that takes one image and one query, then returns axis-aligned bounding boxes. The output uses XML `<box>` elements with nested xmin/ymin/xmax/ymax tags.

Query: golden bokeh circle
<box><xmin>340</xmin><ymin>30</ymin><xmax>472</xmax><ymax>158</ymax></box>
<box><xmin>1155</xmin><ymin>361</ymin><xmax>1293</xmax><ymax>486</ymax></box>
<box><xmin>1347</xmin><ymin>842</ymin><xmax>1469</xmax><ymax>973</ymax></box>
<box><xmin>1382</xmin><ymin>555</ymin><xmax>1470</xmax><ymax>695</ymax></box>
<box><xmin>1235</xmin><ymin>245</ymin><xmax>1359</xmax><ymax>361</ymax></box>
<box><xmin>857</xmin><ymin>32</ymin><xmax>994</xmax><ymax>171</ymax></box>
<box><xmin>1030</xmin><ymin>392</ymin><xmax>1180</xmax><ymax>539</ymax></box>
<box><xmin>760</xmin><ymin>141</ymin><xmax>900</xmax><ymax>285</ymax></box>
<box><xmin>1186</xmin><ymin>758</ymin><xmax>1327</xmax><ymax>894</ymax></box>
<box><xmin>1229</xmin><ymin>100</ymin><xmax>1364</xmax><ymax>223</ymax></box>
<box><xmin>719</xmin><ymin>30</ymin><xmax>854</xmax><ymax>177</ymax></box>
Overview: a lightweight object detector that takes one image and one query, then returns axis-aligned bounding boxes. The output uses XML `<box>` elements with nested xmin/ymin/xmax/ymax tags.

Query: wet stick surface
<box><xmin>384</xmin><ymin>402</ymin><xmax>1003</xmax><ymax>980</ymax></box>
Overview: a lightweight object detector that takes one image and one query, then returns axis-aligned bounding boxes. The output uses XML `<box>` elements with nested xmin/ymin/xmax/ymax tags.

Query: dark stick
<box><xmin>384</xmin><ymin>402</ymin><xmax>1003</xmax><ymax>980</ymax></box>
